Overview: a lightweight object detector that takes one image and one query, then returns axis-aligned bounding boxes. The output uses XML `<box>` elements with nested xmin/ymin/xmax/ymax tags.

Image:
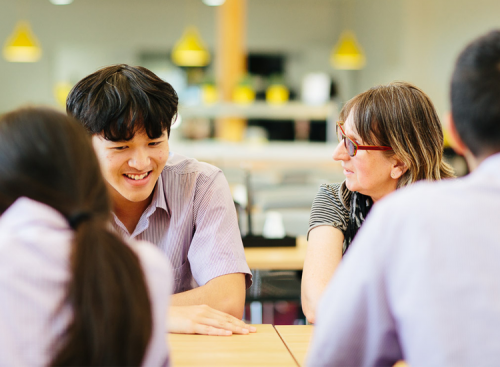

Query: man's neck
<box><xmin>113</xmin><ymin>195</ymin><xmax>152</xmax><ymax>235</ymax></box>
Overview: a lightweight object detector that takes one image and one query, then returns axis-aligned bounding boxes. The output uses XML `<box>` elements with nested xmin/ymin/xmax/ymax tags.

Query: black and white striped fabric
<box><xmin>308</xmin><ymin>181</ymin><xmax>373</xmax><ymax>254</ymax></box>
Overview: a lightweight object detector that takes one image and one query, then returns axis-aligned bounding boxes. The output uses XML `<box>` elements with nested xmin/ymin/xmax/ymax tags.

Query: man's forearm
<box><xmin>171</xmin><ymin>273</ymin><xmax>246</xmax><ymax>318</ymax></box>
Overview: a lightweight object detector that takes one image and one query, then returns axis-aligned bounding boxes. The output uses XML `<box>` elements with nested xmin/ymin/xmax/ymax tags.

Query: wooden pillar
<box><xmin>215</xmin><ymin>0</ymin><xmax>247</xmax><ymax>141</ymax></box>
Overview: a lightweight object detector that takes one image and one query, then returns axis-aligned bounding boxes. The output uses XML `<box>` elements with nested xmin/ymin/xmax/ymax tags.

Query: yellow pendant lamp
<box><xmin>3</xmin><ymin>20</ymin><xmax>42</xmax><ymax>62</ymax></box>
<box><xmin>171</xmin><ymin>26</ymin><xmax>210</xmax><ymax>67</ymax></box>
<box><xmin>330</xmin><ymin>30</ymin><xmax>365</xmax><ymax>70</ymax></box>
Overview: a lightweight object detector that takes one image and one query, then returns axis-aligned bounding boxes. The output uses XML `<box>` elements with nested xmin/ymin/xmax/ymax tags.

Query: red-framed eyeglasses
<box><xmin>336</xmin><ymin>121</ymin><xmax>392</xmax><ymax>157</ymax></box>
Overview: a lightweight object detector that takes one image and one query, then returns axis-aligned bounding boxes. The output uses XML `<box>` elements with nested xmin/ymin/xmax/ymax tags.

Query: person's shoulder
<box><xmin>320</xmin><ymin>182</ymin><xmax>342</xmax><ymax>191</ymax></box>
<box><xmin>0</xmin><ymin>197</ymin><xmax>70</xmax><ymax>250</ymax></box>
<box><xmin>350</xmin><ymin>180</ymin><xmax>457</xmax><ymax>259</ymax></box>
<box><xmin>129</xmin><ymin>239</ymin><xmax>172</xmax><ymax>279</ymax></box>
<box><xmin>0</xmin><ymin>198</ymin><xmax>71</xmax><ymax>276</ymax></box>
<box><xmin>163</xmin><ymin>152</ymin><xmax>221</xmax><ymax>178</ymax></box>
<box><xmin>376</xmin><ymin>177</ymin><xmax>465</xmax><ymax>216</ymax></box>
<box><xmin>129</xmin><ymin>240</ymin><xmax>172</xmax><ymax>322</ymax></box>
<box><xmin>0</xmin><ymin>197</ymin><xmax>67</xmax><ymax>230</ymax></box>
<box><xmin>318</xmin><ymin>181</ymin><xmax>351</xmax><ymax>210</ymax></box>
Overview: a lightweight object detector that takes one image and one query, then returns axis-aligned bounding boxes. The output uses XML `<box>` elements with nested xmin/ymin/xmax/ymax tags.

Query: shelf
<box><xmin>169</xmin><ymin>140</ymin><xmax>342</xmax><ymax>171</ymax></box>
<box><xmin>171</xmin><ymin>140</ymin><xmax>335</xmax><ymax>162</ymax></box>
<box><xmin>178</xmin><ymin>101</ymin><xmax>337</xmax><ymax>121</ymax></box>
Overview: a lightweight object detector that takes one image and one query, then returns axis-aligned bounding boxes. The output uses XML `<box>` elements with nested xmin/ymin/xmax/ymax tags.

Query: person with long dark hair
<box><xmin>0</xmin><ymin>107</ymin><xmax>171</xmax><ymax>366</ymax></box>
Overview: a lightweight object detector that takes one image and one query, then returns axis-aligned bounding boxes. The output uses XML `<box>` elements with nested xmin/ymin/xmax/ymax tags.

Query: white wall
<box><xmin>1</xmin><ymin>0</ymin><xmax>500</xmax><ymax>116</ymax></box>
<box><xmin>351</xmin><ymin>0</ymin><xmax>500</xmax><ymax>115</ymax></box>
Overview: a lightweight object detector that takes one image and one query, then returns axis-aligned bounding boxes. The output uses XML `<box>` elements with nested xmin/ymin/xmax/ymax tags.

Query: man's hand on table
<box><xmin>168</xmin><ymin>305</ymin><xmax>257</xmax><ymax>336</ymax></box>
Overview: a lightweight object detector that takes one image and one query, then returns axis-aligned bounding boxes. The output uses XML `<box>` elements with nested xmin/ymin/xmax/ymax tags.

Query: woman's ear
<box><xmin>444</xmin><ymin>112</ymin><xmax>467</xmax><ymax>156</ymax></box>
<box><xmin>389</xmin><ymin>157</ymin><xmax>408</xmax><ymax>180</ymax></box>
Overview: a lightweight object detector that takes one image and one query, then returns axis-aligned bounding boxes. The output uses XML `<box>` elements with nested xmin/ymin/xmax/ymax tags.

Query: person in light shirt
<box><xmin>307</xmin><ymin>29</ymin><xmax>500</xmax><ymax>367</ymax></box>
<box><xmin>66</xmin><ymin>64</ymin><xmax>254</xmax><ymax>335</ymax></box>
<box><xmin>0</xmin><ymin>107</ymin><xmax>171</xmax><ymax>366</ymax></box>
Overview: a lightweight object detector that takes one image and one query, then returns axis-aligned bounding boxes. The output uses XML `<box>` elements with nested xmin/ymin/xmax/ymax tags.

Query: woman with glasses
<box><xmin>301</xmin><ymin>82</ymin><xmax>455</xmax><ymax>323</ymax></box>
<box><xmin>0</xmin><ymin>107</ymin><xmax>171</xmax><ymax>366</ymax></box>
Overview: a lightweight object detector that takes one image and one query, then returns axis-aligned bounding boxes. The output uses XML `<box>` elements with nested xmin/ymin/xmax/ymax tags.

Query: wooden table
<box><xmin>275</xmin><ymin>325</ymin><xmax>313</xmax><ymax>367</ymax></box>
<box><xmin>169</xmin><ymin>324</ymin><xmax>409</xmax><ymax>367</ymax></box>
<box><xmin>244</xmin><ymin>236</ymin><xmax>307</xmax><ymax>270</ymax></box>
<box><xmin>168</xmin><ymin>324</ymin><xmax>297</xmax><ymax>367</ymax></box>
<box><xmin>274</xmin><ymin>326</ymin><xmax>409</xmax><ymax>367</ymax></box>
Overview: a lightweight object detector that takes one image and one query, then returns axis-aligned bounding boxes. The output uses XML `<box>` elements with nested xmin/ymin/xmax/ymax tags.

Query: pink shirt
<box><xmin>0</xmin><ymin>198</ymin><xmax>171</xmax><ymax>367</ymax></box>
<box><xmin>112</xmin><ymin>152</ymin><xmax>252</xmax><ymax>293</ymax></box>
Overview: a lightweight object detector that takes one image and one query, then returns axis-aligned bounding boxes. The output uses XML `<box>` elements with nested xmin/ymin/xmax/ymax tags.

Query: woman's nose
<box><xmin>332</xmin><ymin>140</ymin><xmax>349</xmax><ymax>161</ymax></box>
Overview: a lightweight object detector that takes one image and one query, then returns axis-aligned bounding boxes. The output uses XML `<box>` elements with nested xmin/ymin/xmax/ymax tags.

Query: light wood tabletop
<box><xmin>168</xmin><ymin>324</ymin><xmax>298</xmax><ymax>367</ymax></box>
<box><xmin>275</xmin><ymin>325</ymin><xmax>313</xmax><ymax>367</ymax></box>
<box><xmin>244</xmin><ymin>236</ymin><xmax>307</xmax><ymax>270</ymax></box>
<box><xmin>274</xmin><ymin>325</ymin><xmax>409</xmax><ymax>367</ymax></box>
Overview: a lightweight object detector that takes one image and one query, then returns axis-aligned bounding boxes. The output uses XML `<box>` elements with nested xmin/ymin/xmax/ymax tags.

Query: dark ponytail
<box><xmin>52</xmin><ymin>222</ymin><xmax>152</xmax><ymax>366</ymax></box>
<box><xmin>0</xmin><ymin>107</ymin><xmax>153</xmax><ymax>366</ymax></box>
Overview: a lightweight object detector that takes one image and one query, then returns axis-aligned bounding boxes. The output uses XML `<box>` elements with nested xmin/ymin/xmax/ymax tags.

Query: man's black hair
<box><xmin>451</xmin><ymin>30</ymin><xmax>500</xmax><ymax>157</ymax></box>
<box><xmin>66</xmin><ymin>64</ymin><xmax>178</xmax><ymax>141</ymax></box>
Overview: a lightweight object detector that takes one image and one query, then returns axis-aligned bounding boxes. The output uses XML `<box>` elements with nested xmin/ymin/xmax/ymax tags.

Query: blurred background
<box><xmin>0</xmin><ymin>0</ymin><xmax>492</xmax><ymax>322</ymax></box>
<box><xmin>0</xmin><ymin>0</ymin><xmax>483</xmax><ymax>236</ymax></box>
<box><xmin>1</xmin><ymin>0</ymin><xmax>497</xmax><ymax>115</ymax></box>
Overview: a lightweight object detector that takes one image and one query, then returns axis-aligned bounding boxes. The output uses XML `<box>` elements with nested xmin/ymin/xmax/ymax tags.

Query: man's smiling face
<box><xmin>91</xmin><ymin>129</ymin><xmax>169</xmax><ymax>209</ymax></box>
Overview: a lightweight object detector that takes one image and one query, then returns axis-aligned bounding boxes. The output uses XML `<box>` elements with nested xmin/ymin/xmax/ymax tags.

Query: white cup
<box><xmin>262</xmin><ymin>211</ymin><xmax>286</xmax><ymax>239</ymax></box>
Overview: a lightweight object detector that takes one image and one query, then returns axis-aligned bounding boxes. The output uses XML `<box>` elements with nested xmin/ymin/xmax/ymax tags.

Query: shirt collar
<box><xmin>339</xmin><ymin>180</ymin><xmax>352</xmax><ymax>211</ymax></box>
<box><xmin>143</xmin><ymin>168</ymin><xmax>170</xmax><ymax>219</ymax></box>
<box><xmin>111</xmin><ymin>168</ymin><xmax>171</xmax><ymax>236</ymax></box>
<box><xmin>476</xmin><ymin>151</ymin><xmax>500</xmax><ymax>176</ymax></box>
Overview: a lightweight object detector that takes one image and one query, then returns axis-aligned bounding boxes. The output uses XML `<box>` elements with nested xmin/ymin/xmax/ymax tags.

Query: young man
<box><xmin>67</xmin><ymin>64</ymin><xmax>254</xmax><ymax>335</ymax></box>
<box><xmin>307</xmin><ymin>30</ymin><xmax>500</xmax><ymax>366</ymax></box>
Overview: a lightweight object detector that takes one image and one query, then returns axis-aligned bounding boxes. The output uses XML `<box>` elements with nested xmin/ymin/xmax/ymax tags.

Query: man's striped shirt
<box><xmin>112</xmin><ymin>152</ymin><xmax>252</xmax><ymax>293</ymax></box>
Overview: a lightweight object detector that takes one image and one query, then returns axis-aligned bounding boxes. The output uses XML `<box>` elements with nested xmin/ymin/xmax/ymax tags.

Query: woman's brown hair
<box><xmin>339</xmin><ymin>81</ymin><xmax>455</xmax><ymax>187</ymax></box>
<box><xmin>0</xmin><ymin>107</ymin><xmax>153</xmax><ymax>366</ymax></box>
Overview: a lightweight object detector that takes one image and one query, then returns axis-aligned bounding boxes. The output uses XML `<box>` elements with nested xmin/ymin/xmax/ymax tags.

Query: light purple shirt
<box><xmin>307</xmin><ymin>153</ymin><xmax>500</xmax><ymax>367</ymax></box>
<box><xmin>112</xmin><ymin>152</ymin><xmax>252</xmax><ymax>294</ymax></box>
<box><xmin>0</xmin><ymin>197</ymin><xmax>172</xmax><ymax>367</ymax></box>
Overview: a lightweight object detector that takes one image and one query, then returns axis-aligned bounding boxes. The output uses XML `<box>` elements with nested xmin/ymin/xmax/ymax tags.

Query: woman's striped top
<box><xmin>308</xmin><ymin>181</ymin><xmax>373</xmax><ymax>254</ymax></box>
